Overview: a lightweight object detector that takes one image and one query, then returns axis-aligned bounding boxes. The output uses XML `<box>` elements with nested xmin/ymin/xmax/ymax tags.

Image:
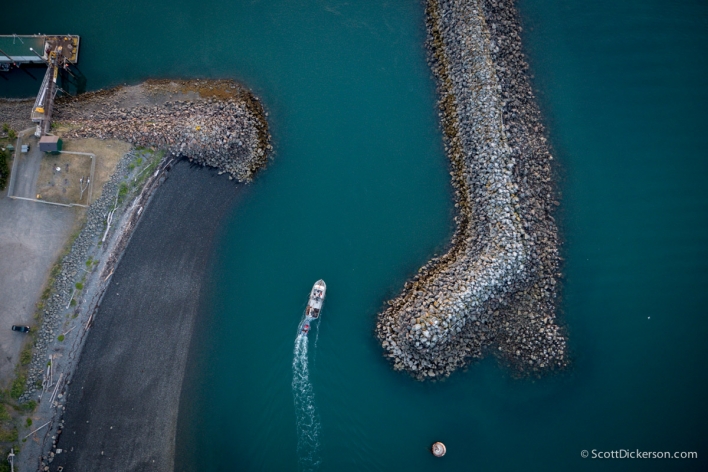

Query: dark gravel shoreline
<box><xmin>376</xmin><ymin>0</ymin><xmax>567</xmax><ymax>380</ymax></box>
<box><xmin>5</xmin><ymin>79</ymin><xmax>273</xmax><ymax>470</ymax></box>
<box><xmin>50</xmin><ymin>161</ymin><xmax>244</xmax><ymax>471</ymax></box>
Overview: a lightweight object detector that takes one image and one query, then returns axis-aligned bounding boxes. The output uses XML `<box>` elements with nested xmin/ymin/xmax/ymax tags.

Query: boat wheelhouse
<box><xmin>305</xmin><ymin>279</ymin><xmax>326</xmax><ymax>319</ymax></box>
<box><xmin>299</xmin><ymin>279</ymin><xmax>326</xmax><ymax>335</ymax></box>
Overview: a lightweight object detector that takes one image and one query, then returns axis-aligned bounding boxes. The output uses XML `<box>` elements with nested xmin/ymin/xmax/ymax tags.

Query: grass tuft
<box><xmin>20</xmin><ymin>401</ymin><xmax>36</xmax><ymax>412</ymax></box>
<box><xmin>19</xmin><ymin>345</ymin><xmax>32</xmax><ymax>366</ymax></box>
<box><xmin>10</xmin><ymin>375</ymin><xmax>25</xmax><ymax>400</ymax></box>
<box><xmin>0</xmin><ymin>427</ymin><xmax>18</xmax><ymax>443</ymax></box>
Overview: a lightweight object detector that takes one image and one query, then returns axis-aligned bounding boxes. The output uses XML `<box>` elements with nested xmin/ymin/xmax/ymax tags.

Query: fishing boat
<box><xmin>299</xmin><ymin>279</ymin><xmax>326</xmax><ymax>335</ymax></box>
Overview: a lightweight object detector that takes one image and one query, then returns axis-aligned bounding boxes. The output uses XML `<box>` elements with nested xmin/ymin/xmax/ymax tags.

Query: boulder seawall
<box><xmin>55</xmin><ymin>79</ymin><xmax>271</xmax><ymax>182</ymax></box>
<box><xmin>375</xmin><ymin>0</ymin><xmax>567</xmax><ymax>380</ymax></box>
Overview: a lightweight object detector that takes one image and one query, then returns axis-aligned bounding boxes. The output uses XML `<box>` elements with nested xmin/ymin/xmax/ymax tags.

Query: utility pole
<box><xmin>7</xmin><ymin>448</ymin><xmax>14</xmax><ymax>472</ymax></box>
<box><xmin>79</xmin><ymin>176</ymin><xmax>90</xmax><ymax>201</ymax></box>
<box><xmin>0</xmin><ymin>48</ymin><xmax>17</xmax><ymax>69</ymax></box>
<box><xmin>28</xmin><ymin>47</ymin><xmax>48</xmax><ymax>65</ymax></box>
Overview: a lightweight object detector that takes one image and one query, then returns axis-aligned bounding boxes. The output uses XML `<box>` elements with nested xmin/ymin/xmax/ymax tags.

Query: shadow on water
<box><xmin>60</xmin><ymin>66</ymin><xmax>88</xmax><ymax>95</ymax></box>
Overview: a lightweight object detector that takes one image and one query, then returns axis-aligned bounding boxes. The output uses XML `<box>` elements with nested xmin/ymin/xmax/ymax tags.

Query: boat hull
<box><xmin>300</xmin><ymin>279</ymin><xmax>326</xmax><ymax>335</ymax></box>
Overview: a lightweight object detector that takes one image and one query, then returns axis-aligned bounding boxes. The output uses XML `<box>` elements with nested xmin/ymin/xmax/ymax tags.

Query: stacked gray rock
<box><xmin>376</xmin><ymin>0</ymin><xmax>567</xmax><ymax>380</ymax></box>
<box><xmin>55</xmin><ymin>85</ymin><xmax>271</xmax><ymax>182</ymax></box>
<box><xmin>0</xmin><ymin>98</ymin><xmax>34</xmax><ymax>132</ymax></box>
<box><xmin>18</xmin><ymin>80</ymin><xmax>272</xmax><ymax>401</ymax></box>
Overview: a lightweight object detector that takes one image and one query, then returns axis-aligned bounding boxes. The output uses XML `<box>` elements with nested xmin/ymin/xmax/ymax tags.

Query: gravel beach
<box><xmin>49</xmin><ymin>161</ymin><xmax>245</xmax><ymax>471</ymax></box>
<box><xmin>0</xmin><ymin>79</ymin><xmax>272</xmax><ymax>470</ymax></box>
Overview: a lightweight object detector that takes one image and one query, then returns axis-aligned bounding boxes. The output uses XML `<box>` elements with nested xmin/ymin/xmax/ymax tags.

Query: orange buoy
<box><xmin>431</xmin><ymin>442</ymin><xmax>446</xmax><ymax>457</ymax></box>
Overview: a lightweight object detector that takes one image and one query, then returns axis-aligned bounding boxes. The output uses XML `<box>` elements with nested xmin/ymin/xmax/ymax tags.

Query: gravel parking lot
<box><xmin>0</xmin><ymin>188</ymin><xmax>78</xmax><ymax>382</ymax></box>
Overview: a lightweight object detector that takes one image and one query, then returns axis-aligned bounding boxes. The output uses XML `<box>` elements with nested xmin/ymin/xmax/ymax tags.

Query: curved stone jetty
<box><xmin>55</xmin><ymin>79</ymin><xmax>271</xmax><ymax>182</ymax></box>
<box><xmin>376</xmin><ymin>0</ymin><xmax>567</xmax><ymax>380</ymax></box>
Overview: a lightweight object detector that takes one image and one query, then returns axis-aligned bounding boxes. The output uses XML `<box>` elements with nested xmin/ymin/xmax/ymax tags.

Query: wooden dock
<box><xmin>0</xmin><ymin>34</ymin><xmax>79</xmax><ymax>69</ymax></box>
<box><xmin>0</xmin><ymin>34</ymin><xmax>80</xmax><ymax>135</ymax></box>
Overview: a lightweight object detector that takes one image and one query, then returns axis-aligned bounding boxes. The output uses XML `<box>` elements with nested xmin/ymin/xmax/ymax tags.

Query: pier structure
<box><xmin>0</xmin><ymin>34</ymin><xmax>80</xmax><ymax>136</ymax></box>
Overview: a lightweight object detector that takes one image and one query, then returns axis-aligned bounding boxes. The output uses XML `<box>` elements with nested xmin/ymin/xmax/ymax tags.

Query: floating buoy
<box><xmin>431</xmin><ymin>442</ymin><xmax>446</xmax><ymax>457</ymax></box>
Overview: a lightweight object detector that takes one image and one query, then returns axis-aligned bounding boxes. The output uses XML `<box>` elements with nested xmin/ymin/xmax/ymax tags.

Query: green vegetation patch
<box><xmin>118</xmin><ymin>182</ymin><xmax>130</xmax><ymax>203</ymax></box>
<box><xmin>0</xmin><ymin>147</ymin><xmax>10</xmax><ymax>191</ymax></box>
<box><xmin>9</xmin><ymin>375</ymin><xmax>26</xmax><ymax>400</ymax></box>
<box><xmin>19</xmin><ymin>345</ymin><xmax>32</xmax><ymax>366</ymax></box>
<box><xmin>0</xmin><ymin>427</ymin><xmax>18</xmax><ymax>443</ymax></box>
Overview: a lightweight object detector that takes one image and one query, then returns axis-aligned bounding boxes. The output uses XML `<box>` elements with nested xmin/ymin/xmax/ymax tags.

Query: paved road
<box><xmin>52</xmin><ymin>161</ymin><xmax>244</xmax><ymax>472</ymax></box>
<box><xmin>10</xmin><ymin>135</ymin><xmax>43</xmax><ymax>199</ymax></box>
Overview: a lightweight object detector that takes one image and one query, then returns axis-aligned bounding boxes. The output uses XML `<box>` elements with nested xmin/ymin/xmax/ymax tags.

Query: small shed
<box><xmin>39</xmin><ymin>136</ymin><xmax>63</xmax><ymax>153</ymax></box>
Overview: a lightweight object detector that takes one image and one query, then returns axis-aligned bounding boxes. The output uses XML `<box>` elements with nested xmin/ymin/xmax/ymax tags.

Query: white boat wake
<box><xmin>314</xmin><ymin>320</ymin><xmax>320</xmax><ymax>352</ymax></box>
<box><xmin>292</xmin><ymin>332</ymin><xmax>321</xmax><ymax>471</ymax></box>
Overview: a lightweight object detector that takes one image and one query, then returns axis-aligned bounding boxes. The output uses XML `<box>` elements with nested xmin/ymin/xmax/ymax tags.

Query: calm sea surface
<box><xmin>2</xmin><ymin>1</ymin><xmax>707</xmax><ymax>470</ymax></box>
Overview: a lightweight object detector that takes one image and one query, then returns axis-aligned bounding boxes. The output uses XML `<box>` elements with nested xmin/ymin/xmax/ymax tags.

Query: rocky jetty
<box><xmin>54</xmin><ymin>79</ymin><xmax>271</xmax><ymax>182</ymax></box>
<box><xmin>376</xmin><ymin>0</ymin><xmax>567</xmax><ymax>380</ymax></box>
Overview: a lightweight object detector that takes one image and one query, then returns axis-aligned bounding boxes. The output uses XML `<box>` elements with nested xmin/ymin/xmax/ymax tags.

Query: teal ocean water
<box><xmin>2</xmin><ymin>1</ymin><xmax>707</xmax><ymax>470</ymax></box>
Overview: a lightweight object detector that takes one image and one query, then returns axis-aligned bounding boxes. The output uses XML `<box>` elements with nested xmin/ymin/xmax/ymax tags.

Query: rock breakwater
<box><xmin>376</xmin><ymin>0</ymin><xmax>567</xmax><ymax>380</ymax></box>
<box><xmin>55</xmin><ymin>79</ymin><xmax>271</xmax><ymax>182</ymax></box>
